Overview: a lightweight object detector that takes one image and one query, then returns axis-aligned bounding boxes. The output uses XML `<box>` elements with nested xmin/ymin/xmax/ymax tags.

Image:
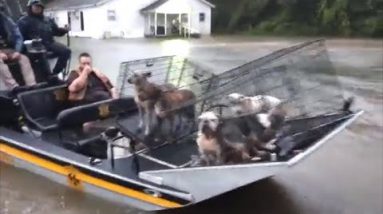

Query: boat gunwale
<box><xmin>0</xmin><ymin>132</ymin><xmax>193</xmax><ymax>202</ymax></box>
<box><xmin>138</xmin><ymin>110</ymin><xmax>364</xmax><ymax>175</ymax></box>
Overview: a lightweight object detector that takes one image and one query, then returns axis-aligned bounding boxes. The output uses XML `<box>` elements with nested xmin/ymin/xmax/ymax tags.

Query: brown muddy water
<box><xmin>0</xmin><ymin>36</ymin><xmax>382</xmax><ymax>214</ymax></box>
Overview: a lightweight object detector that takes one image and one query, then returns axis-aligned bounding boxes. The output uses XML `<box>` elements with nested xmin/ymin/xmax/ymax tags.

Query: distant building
<box><xmin>45</xmin><ymin>0</ymin><xmax>215</xmax><ymax>39</ymax></box>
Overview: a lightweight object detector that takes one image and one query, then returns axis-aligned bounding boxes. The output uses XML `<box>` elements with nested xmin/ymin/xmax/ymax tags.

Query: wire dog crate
<box><xmin>117</xmin><ymin>39</ymin><xmax>344</xmax><ymax>121</ymax></box>
<box><xmin>113</xmin><ymin>39</ymin><xmax>358</xmax><ymax>166</ymax></box>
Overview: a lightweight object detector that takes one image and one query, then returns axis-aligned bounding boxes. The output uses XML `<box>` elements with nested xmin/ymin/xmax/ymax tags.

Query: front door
<box><xmin>68</xmin><ymin>11</ymin><xmax>84</xmax><ymax>32</ymax></box>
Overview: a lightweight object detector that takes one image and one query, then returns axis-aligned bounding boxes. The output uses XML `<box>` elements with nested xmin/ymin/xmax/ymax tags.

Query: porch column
<box><xmin>154</xmin><ymin>12</ymin><xmax>157</xmax><ymax>36</ymax></box>
<box><xmin>164</xmin><ymin>13</ymin><xmax>167</xmax><ymax>36</ymax></box>
<box><xmin>179</xmin><ymin>13</ymin><xmax>182</xmax><ymax>35</ymax></box>
<box><xmin>148</xmin><ymin>13</ymin><xmax>151</xmax><ymax>35</ymax></box>
<box><xmin>188</xmin><ymin>12</ymin><xmax>191</xmax><ymax>38</ymax></box>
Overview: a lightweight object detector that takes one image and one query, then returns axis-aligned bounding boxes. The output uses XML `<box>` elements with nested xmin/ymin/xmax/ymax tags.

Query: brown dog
<box><xmin>155</xmin><ymin>89</ymin><xmax>196</xmax><ymax>137</ymax></box>
<box><xmin>127</xmin><ymin>70</ymin><xmax>161</xmax><ymax>135</ymax></box>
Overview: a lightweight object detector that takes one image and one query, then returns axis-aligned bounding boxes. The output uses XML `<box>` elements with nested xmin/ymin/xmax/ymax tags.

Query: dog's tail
<box><xmin>265</xmin><ymin>95</ymin><xmax>282</xmax><ymax>108</ymax></box>
<box><xmin>342</xmin><ymin>97</ymin><xmax>354</xmax><ymax>112</ymax></box>
<box><xmin>269</xmin><ymin>106</ymin><xmax>286</xmax><ymax>130</ymax></box>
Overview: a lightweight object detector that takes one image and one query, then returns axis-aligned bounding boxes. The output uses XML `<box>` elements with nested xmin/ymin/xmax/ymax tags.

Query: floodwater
<box><xmin>1</xmin><ymin>36</ymin><xmax>382</xmax><ymax>214</ymax></box>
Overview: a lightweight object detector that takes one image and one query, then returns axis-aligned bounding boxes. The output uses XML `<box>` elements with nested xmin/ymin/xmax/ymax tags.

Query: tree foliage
<box><xmin>210</xmin><ymin>0</ymin><xmax>383</xmax><ymax>37</ymax></box>
<box><xmin>5</xmin><ymin>0</ymin><xmax>382</xmax><ymax>37</ymax></box>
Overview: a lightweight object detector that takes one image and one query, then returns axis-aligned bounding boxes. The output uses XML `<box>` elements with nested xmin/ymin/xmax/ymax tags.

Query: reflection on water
<box><xmin>1</xmin><ymin>162</ymin><xmax>300</xmax><ymax>214</ymax></box>
<box><xmin>160</xmin><ymin>39</ymin><xmax>190</xmax><ymax>57</ymax></box>
<box><xmin>0</xmin><ymin>163</ymin><xmax>140</xmax><ymax>214</ymax></box>
<box><xmin>159</xmin><ymin>178</ymin><xmax>300</xmax><ymax>214</ymax></box>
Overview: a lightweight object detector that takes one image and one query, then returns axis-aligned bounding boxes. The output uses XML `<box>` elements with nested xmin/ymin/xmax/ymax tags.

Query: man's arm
<box><xmin>93</xmin><ymin>68</ymin><xmax>119</xmax><ymax>99</ymax></box>
<box><xmin>6</xmin><ymin>17</ymin><xmax>24</xmax><ymax>52</ymax></box>
<box><xmin>0</xmin><ymin>50</ymin><xmax>8</xmax><ymax>61</ymax></box>
<box><xmin>17</xmin><ymin>17</ymin><xmax>30</xmax><ymax>41</ymax></box>
<box><xmin>49</xmin><ymin>18</ymin><xmax>68</xmax><ymax>37</ymax></box>
<box><xmin>104</xmin><ymin>78</ymin><xmax>118</xmax><ymax>99</ymax></box>
<box><xmin>110</xmin><ymin>87</ymin><xmax>119</xmax><ymax>99</ymax></box>
<box><xmin>68</xmin><ymin>68</ymin><xmax>90</xmax><ymax>93</ymax></box>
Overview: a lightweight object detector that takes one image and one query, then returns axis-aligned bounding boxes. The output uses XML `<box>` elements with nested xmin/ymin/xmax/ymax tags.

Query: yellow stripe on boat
<box><xmin>0</xmin><ymin>143</ymin><xmax>181</xmax><ymax>208</ymax></box>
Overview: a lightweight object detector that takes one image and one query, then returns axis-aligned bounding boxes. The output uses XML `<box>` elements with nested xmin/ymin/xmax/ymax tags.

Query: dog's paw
<box><xmin>189</xmin><ymin>155</ymin><xmax>203</xmax><ymax>167</ymax></box>
<box><xmin>166</xmin><ymin>136</ymin><xmax>176</xmax><ymax>144</ymax></box>
<box><xmin>265</xmin><ymin>143</ymin><xmax>277</xmax><ymax>151</ymax></box>
<box><xmin>251</xmin><ymin>156</ymin><xmax>262</xmax><ymax>162</ymax></box>
<box><xmin>255</xmin><ymin>150</ymin><xmax>270</xmax><ymax>160</ymax></box>
<box><xmin>136</xmin><ymin>126</ymin><xmax>143</xmax><ymax>133</ymax></box>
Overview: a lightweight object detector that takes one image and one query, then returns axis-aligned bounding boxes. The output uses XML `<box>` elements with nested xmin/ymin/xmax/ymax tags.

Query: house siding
<box><xmin>47</xmin><ymin>0</ymin><xmax>213</xmax><ymax>39</ymax></box>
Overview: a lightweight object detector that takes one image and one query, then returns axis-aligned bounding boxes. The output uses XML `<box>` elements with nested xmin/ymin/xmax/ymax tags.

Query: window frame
<box><xmin>107</xmin><ymin>10</ymin><xmax>116</xmax><ymax>21</ymax></box>
<box><xmin>199</xmin><ymin>12</ymin><xmax>205</xmax><ymax>22</ymax></box>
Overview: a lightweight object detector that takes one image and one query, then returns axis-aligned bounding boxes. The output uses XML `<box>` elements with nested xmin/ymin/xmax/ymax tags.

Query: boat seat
<box><xmin>17</xmin><ymin>85</ymin><xmax>69</xmax><ymax>131</ymax></box>
<box><xmin>34</xmin><ymin>117</ymin><xmax>58</xmax><ymax>128</ymax></box>
<box><xmin>0</xmin><ymin>90</ymin><xmax>12</xmax><ymax>101</ymax></box>
<box><xmin>0</xmin><ymin>91</ymin><xmax>19</xmax><ymax>125</ymax></box>
<box><xmin>56</xmin><ymin>97</ymin><xmax>136</xmax><ymax>157</ymax></box>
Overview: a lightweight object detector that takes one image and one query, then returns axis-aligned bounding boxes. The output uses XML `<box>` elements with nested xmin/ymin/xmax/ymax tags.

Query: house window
<box><xmin>107</xmin><ymin>10</ymin><xmax>116</xmax><ymax>21</ymax></box>
<box><xmin>199</xmin><ymin>13</ymin><xmax>205</xmax><ymax>22</ymax></box>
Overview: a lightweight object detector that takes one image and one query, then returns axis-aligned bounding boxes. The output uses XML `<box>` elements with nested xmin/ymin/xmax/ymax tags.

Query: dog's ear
<box><xmin>239</xmin><ymin>95</ymin><xmax>247</xmax><ymax>101</ymax></box>
<box><xmin>217</xmin><ymin>119</ymin><xmax>225</xmax><ymax>130</ymax></box>
<box><xmin>127</xmin><ymin>78</ymin><xmax>132</xmax><ymax>84</ymax></box>
<box><xmin>144</xmin><ymin>71</ymin><xmax>152</xmax><ymax>77</ymax></box>
<box><xmin>218</xmin><ymin>116</ymin><xmax>224</xmax><ymax>125</ymax></box>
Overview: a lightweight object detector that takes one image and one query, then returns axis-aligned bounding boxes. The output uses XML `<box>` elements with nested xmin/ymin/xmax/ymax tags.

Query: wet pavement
<box><xmin>0</xmin><ymin>36</ymin><xmax>382</xmax><ymax>214</ymax></box>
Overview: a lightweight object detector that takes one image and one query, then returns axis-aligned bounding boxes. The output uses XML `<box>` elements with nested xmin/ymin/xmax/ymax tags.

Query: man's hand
<box><xmin>63</xmin><ymin>25</ymin><xmax>70</xmax><ymax>31</ymax></box>
<box><xmin>111</xmin><ymin>87</ymin><xmax>119</xmax><ymax>99</ymax></box>
<box><xmin>82</xmin><ymin>65</ymin><xmax>93</xmax><ymax>75</ymax></box>
<box><xmin>0</xmin><ymin>52</ymin><xmax>8</xmax><ymax>61</ymax></box>
<box><xmin>11</xmin><ymin>52</ymin><xmax>21</xmax><ymax>60</ymax></box>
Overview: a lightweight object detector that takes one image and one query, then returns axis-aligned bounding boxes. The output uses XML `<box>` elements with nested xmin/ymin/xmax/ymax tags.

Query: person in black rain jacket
<box><xmin>17</xmin><ymin>0</ymin><xmax>71</xmax><ymax>75</ymax></box>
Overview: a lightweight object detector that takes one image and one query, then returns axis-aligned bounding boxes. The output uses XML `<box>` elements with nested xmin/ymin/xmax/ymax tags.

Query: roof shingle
<box><xmin>45</xmin><ymin>0</ymin><xmax>112</xmax><ymax>11</ymax></box>
<box><xmin>141</xmin><ymin>0</ymin><xmax>215</xmax><ymax>12</ymax></box>
<box><xmin>46</xmin><ymin>0</ymin><xmax>215</xmax><ymax>12</ymax></box>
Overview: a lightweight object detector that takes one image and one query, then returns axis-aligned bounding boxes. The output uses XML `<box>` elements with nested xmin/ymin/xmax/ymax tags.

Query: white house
<box><xmin>45</xmin><ymin>0</ymin><xmax>215</xmax><ymax>39</ymax></box>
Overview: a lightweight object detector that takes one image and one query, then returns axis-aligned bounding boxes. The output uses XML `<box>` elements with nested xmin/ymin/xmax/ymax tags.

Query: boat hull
<box><xmin>0</xmin><ymin>135</ymin><xmax>190</xmax><ymax>211</ymax></box>
<box><xmin>139</xmin><ymin>110</ymin><xmax>364</xmax><ymax>203</ymax></box>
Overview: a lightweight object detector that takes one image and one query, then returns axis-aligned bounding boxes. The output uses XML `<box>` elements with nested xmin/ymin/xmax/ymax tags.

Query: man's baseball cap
<box><xmin>27</xmin><ymin>0</ymin><xmax>45</xmax><ymax>8</ymax></box>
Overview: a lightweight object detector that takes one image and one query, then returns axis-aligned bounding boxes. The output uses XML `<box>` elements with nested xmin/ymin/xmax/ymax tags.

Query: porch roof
<box><xmin>140</xmin><ymin>0</ymin><xmax>215</xmax><ymax>13</ymax></box>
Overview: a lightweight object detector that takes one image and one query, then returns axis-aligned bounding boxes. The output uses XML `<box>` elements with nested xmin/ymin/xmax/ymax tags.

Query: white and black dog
<box><xmin>195</xmin><ymin>105</ymin><xmax>286</xmax><ymax>165</ymax></box>
<box><xmin>245</xmin><ymin>105</ymin><xmax>287</xmax><ymax>152</ymax></box>
<box><xmin>196</xmin><ymin>111</ymin><xmax>252</xmax><ymax>165</ymax></box>
<box><xmin>227</xmin><ymin>93</ymin><xmax>282</xmax><ymax>116</ymax></box>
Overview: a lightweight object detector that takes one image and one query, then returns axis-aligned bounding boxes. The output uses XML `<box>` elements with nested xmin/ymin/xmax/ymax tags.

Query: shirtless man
<box><xmin>67</xmin><ymin>52</ymin><xmax>118</xmax><ymax>105</ymax></box>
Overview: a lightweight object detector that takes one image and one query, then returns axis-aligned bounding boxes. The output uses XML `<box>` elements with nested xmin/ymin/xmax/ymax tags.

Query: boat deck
<box><xmin>116</xmin><ymin>110</ymin><xmax>197</xmax><ymax>148</ymax></box>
